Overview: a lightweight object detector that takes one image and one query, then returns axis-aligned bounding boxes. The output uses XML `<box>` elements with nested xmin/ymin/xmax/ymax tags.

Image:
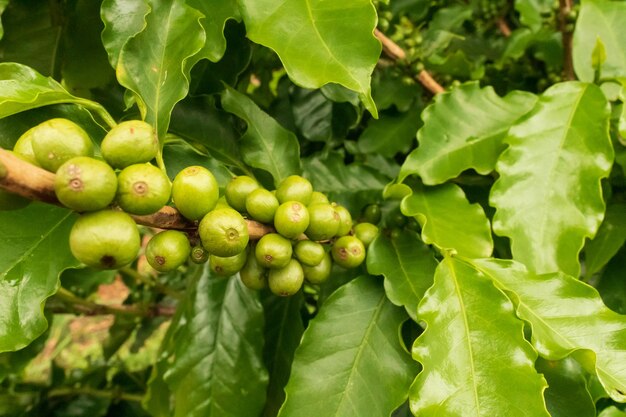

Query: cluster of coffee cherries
<box><xmin>6</xmin><ymin>118</ymin><xmax>379</xmax><ymax>297</ymax></box>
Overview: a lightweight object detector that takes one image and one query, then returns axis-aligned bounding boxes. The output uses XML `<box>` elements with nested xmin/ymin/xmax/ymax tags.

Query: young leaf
<box><xmin>366</xmin><ymin>229</ymin><xmax>437</xmax><ymax>321</ymax></box>
<box><xmin>471</xmin><ymin>258</ymin><xmax>626</xmax><ymax>402</ymax></box>
<box><xmin>401</xmin><ymin>183</ymin><xmax>494</xmax><ymax>258</ymax></box>
<box><xmin>0</xmin><ymin>204</ymin><xmax>78</xmax><ymax>353</ymax></box>
<box><xmin>491</xmin><ymin>82</ymin><xmax>612</xmax><ymax>276</ymax></box>
<box><xmin>584</xmin><ymin>204</ymin><xmax>626</xmax><ymax>279</ymax></box>
<box><xmin>398</xmin><ymin>83</ymin><xmax>536</xmax><ymax>185</ymax></box>
<box><xmin>536</xmin><ymin>357</ymin><xmax>596</xmax><ymax>417</ymax></box>
<box><xmin>278</xmin><ymin>276</ymin><xmax>416</xmax><ymax>417</ymax></box>
<box><xmin>238</xmin><ymin>0</ymin><xmax>381</xmax><ymax>116</ymax></box>
<box><xmin>100</xmin><ymin>0</ymin><xmax>150</xmax><ymax>68</ymax></box>
<box><xmin>186</xmin><ymin>0</ymin><xmax>240</xmax><ymax>63</ymax></box>
<box><xmin>221</xmin><ymin>86</ymin><xmax>301</xmax><ymax>184</ymax></box>
<box><xmin>410</xmin><ymin>257</ymin><xmax>549</xmax><ymax>417</ymax></box>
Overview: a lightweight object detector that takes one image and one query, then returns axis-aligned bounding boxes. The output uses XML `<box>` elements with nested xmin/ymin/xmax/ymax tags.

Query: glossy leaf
<box><xmin>401</xmin><ymin>183</ymin><xmax>494</xmax><ymax>258</ymax></box>
<box><xmin>398</xmin><ymin>83</ymin><xmax>536</xmax><ymax>185</ymax></box>
<box><xmin>221</xmin><ymin>86</ymin><xmax>301</xmax><ymax>184</ymax></box>
<box><xmin>491</xmin><ymin>82</ymin><xmax>612</xmax><ymax>276</ymax></box>
<box><xmin>0</xmin><ymin>0</ymin><xmax>8</xmax><ymax>40</ymax></box>
<box><xmin>187</xmin><ymin>0</ymin><xmax>240</xmax><ymax>62</ymax></box>
<box><xmin>471</xmin><ymin>258</ymin><xmax>626</xmax><ymax>402</ymax></box>
<box><xmin>573</xmin><ymin>0</ymin><xmax>626</xmax><ymax>82</ymax></box>
<box><xmin>359</xmin><ymin>105</ymin><xmax>421</xmax><ymax>158</ymax></box>
<box><xmin>291</xmin><ymin>88</ymin><xmax>333</xmax><ymax>142</ymax></box>
<box><xmin>116</xmin><ymin>0</ymin><xmax>205</xmax><ymax>141</ymax></box>
<box><xmin>584</xmin><ymin>204</ymin><xmax>626</xmax><ymax>279</ymax></box>
<box><xmin>0</xmin><ymin>204</ymin><xmax>78</xmax><ymax>352</ymax></box>
<box><xmin>238</xmin><ymin>0</ymin><xmax>381</xmax><ymax>116</ymax></box>
<box><xmin>597</xmin><ymin>251</ymin><xmax>626</xmax><ymax>315</ymax></box>
<box><xmin>278</xmin><ymin>276</ymin><xmax>416</xmax><ymax>417</ymax></box>
<box><xmin>410</xmin><ymin>257</ymin><xmax>549</xmax><ymax>417</ymax></box>
<box><xmin>366</xmin><ymin>229</ymin><xmax>437</xmax><ymax>321</ymax></box>
<box><xmin>599</xmin><ymin>407</ymin><xmax>626</xmax><ymax>417</ymax></box>
<box><xmin>536</xmin><ymin>357</ymin><xmax>595</xmax><ymax>417</ymax></box>
<box><xmin>163</xmin><ymin>268</ymin><xmax>268</xmax><ymax>417</ymax></box>
<box><xmin>100</xmin><ymin>0</ymin><xmax>150</xmax><ymax>67</ymax></box>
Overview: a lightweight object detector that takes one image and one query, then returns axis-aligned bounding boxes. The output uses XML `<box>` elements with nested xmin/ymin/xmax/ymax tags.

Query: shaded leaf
<box><xmin>0</xmin><ymin>204</ymin><xmax>78</xmax><ymax>352</ymax></box>
<box><xmin>101</xmin><ymin>0</ymin><xmax>150</xmax><ymax>67</ymax></box>
<box><xmin>596</xmin><ymin>250</ymin><xmax>626</xmax><ymax>315</ymax></box>
<box><xmin>515</xmin><ymin>0</ymin><xmax>554</xmax><ymax>31</ymax></box>
<box><xmin>401</xmin><ymin>183</ymin><xmax>494</xmax><ymax>258</ymax></box>
<box><xmin>163</xmin><ymin>139</ymin><xmax>232</xmax><ymax>187</ymax></box>
<box><xmin>536</xmin><ymin>357</ymin><xmax>595</xmax><ymax>417</ymax></box>
<box><xmin>359</xmin><ymin>105</ymin><xmax>421</xmax><ymax>158</ymax></box>
<box><xmin>398</xmin><ymin>83</ymin><xmax>536</xmax><ymax>185</ymax></box>
<box><xmin>410</xmin><ymin>257</ymin><xmax>549</xmax><ymax>417</ymax></box>
<box><xmin>187</xmin><ymin>0</ymin><xmax>240</xmax><ymax>62</ymax></box>
<box><xmin>585</xmin><ymin>204</ymin><xmax>626</xmax><ymax>279</ymax></box>
<box><xmin>491</xmin><ymin>82</ymin><xmax>612</xmax><ymax>276</ymax></box>
<box><xmin>278</xmin><ymin>276</ymin><xmax>416</xmax><ymax>417</ymax></box>
<box><xmin>366</xmin><ymin>229</ymin><xmax>437</xmax><ymax>321</ymax></box>
<box><xmin>0</xmin><ymin>0</ymin><xmax>7</xmax><ymax>41</ymax></box>
<box><xmin>291</xmin><ymin>87</ymin><xmax>333</xmax><ymax>142</ymax></box>
<box><xmin>371</xmin><ymin>68</ymin><xmax>421</xmax><ymax>112</ymax></box>
<box><xmin>238</xmin><ymin>0</ymin><xmax>381</xmax><ymax>116</ymax></box>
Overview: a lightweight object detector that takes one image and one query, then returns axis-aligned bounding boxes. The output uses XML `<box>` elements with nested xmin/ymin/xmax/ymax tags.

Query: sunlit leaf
<box><xmin>101</xmin><ymin>0</ymin><xmax>150</xmax><ymax>67</ymax></box>
<box><xmin>187</xmin><ymin>0</ymin><xmax>240</xmax><ymax>62</ymax></box>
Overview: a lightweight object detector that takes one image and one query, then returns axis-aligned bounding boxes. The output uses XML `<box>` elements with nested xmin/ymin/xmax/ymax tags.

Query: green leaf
<box><xmin>186</xmin><ymin>0</ymin><xmax>240</xmax><ymax>62</ymax></box>
<box><xmin>101</xmin><ymin>0</ymin><xmax>150</xmax><ymax>68</ymax></box>
<box><xmin>238</xmin><ymin>0</ymin><xmax>381</xmax><ymax>116</ymax></box>
<box><xmin>163</xmin><ymin>268</ymin><xmax>268</xmax><ymax>417</ymax></box>
<box><xmin>599</xmin><ymin>406</ymin><xmax>626</xmax><ymax>417</ymax></box>
<box><xmin>358</xmin><ymin>105</ymin><xmax>422</xmax><ymax>158</ymax></box>
<box><xmin>0</xmin><ymin>204</ymin><xmax>78</xmax><ymax>352</ymax></box>
<box><xmin>597</xmin><ymin>251</ymin><xmax>626</xmax><ymax>315</ymax></box>
<box><xmin>372</xmin><ymin>68</ymin><xmax>421</xmax><ymax>112</ymax></box>
<box><xmin>398</xmin><ymin>82</ymin><xmax>537</xmax><ymax>185</ymax></box>
<box><xmin>400</xmin><ymin>183</ymin><xmax>494</xmax><ymax>258</ymax></box>
<box><xmin>0</xmin><ymin>0</ymin><xmax>8</xmax><ymax>41</ymax></box>
<box><xmin>116</xmin><ymin>0</ymin><xmax>205</xmax><ymax>142</ymax></box>
<box><xmin>573</xmin><ymin>0</ymin><xmax>626</xmax><ymax>82</ymax></box>
<box><xmin>278</xmin><ymin>276</ymin><xmax>416</xmax><ymax>417</ymax></box>
<box><xmin>591</xmin><ymin>36</ymin><xmax>608</xmax><ymax>71</ymax></box>
<box><xmin>291</xmin><ymin>88</ymin><xmax>334</xmax><ymax>142</ymax></box>
<box><xmin>221</xmin><ymin>86</ymin><xmax>301</xmax><ymax>184</ymax></box>
<box><xmin>491</xmin><ymin>82</ymin><xmax>612</xmax><ymax>276</ymax></box>
<box><xmin>366</xmin><ymin>229</ymin><xmax>437</xmax><ymax>321</ymax></box>
<box><xmin>515</xmin><ymin>0</ymin><xmax>554</xmax><ymax>31</ymax></box>
<box><xmin>410</xmin><ymin>257</ymin><xmax>549</xmax><ymax>417</ymax></box>
<box><xmin>584</xmin><ymin>204</ymin><xmax>626</xmax><ymax>279</ymax></box>
<box><xmin>471</xmin><ymin>258</ymin><xmax>626</xmax><ymax>402</ymax></box>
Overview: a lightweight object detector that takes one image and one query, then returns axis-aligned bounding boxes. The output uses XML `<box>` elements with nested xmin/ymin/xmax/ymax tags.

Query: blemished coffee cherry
<box><xmin>331</xmin><ymin>235</ymin><xmax>366</xmax><ymax>269</ymax></box>
<box><xmin>30</xmin><ymin>118</ymin><xmax>94</xmax><ymax>172</ymax></box>
<box><xmin>172</xmin><ymin>166</ymin><xmax>219</xmax><ymax>220</ymax></box>
<box><xmin>199</xmin><ymin>207</ymin><xmax>249</xmax><ymax>257</ymax></box>
<box><xmin>255</xmin><ymin>233</ymin><xmax>293</xmax><ymax>269</ymax></box>
<box><xmin>55</xmin><ymin>157</ymin><xmax>117</xmax><ymax>212</ymax></box>
<box><xmin>116</xmin><ymin>163</ymin><xmax>171</xmax><ymax>215</ymax></box>
<box><xmin>190</xmin><ymin>245</ymin><xmax>209</xmax><ymax>264</ymax></box>
<box><xmin>245</xmin><ymin>188</ymin><xmax>279</xmax><ymax>223</ymax></box>
<box><xmin>353</xmin><ymin>222</ymin><xmax>379</xmax><ymax>248</ymax></box>
<box><xmin>274</xmin><ymin>201</ymin><xmax>309</xmax><ymax>239</ymax></box>
<box><xmin>305</xmin><ymin>203</ymin><xmax>340</xmax><ymax>241</ymax></box>
<box><xmin>302</xmin><ymin>252</ymin><xmax>332</xmax><ymax>284</ymax></box>
<box><xmin>333</xmin><ymin>205</ymin><xmax>352</xmax><ymax>236</ymax></box>
<box><xmin>308</xmin><ymin>191</ymin><xmax>329</xmax><ymax>205</ymax></box>
<box><xmin>13</xmin><ymin>128</ymin><xmax>39</xmax><ymax>166</ymax></box>
<box><xmin>69</xmin><ymin>210</ymin><xmax>140</xmax><ymax>270</ymax></box>
<box><xmin>101</xmin><ymin>120</ymin><xmax>158</xmax><ymax>169</ymax></box>
<box><xmin>240</xmin><ymin>248</ymin><xmax>268</xmax><ymax>290</ymax></box>
<box><xmin>362</xmin><ymin>203</ymin><xmax>381</xmax><ymax>224</ymax></box>
<box><xmin>268</xmin><ymin>258</ymin><xmax>304</xmax><ymax>296</ymax></box>
<box><xmin>210</xmin><ymin>250</ymin><xmax>247</xmax><ymax>277</ymax></box>
<box><xmin>146</xmin><ymin>230</ymin><xmax>191</xmax><ymax>272</ymax></box>
<box><xmin>0</xmin><ymin>188</ymin><xmax>30</xmax><ymax>210</ymax></box>
<box><xmin>225</xmin><ymin>175</ymin><xmax>259</xmax><ymax>212</ymax></box>
<box><xmin>294</xmin><ymin>240</ymin><xmax>326</xmax><ymax>266</ymax></box>
<box><xmin>275</xmin><ymin>175</ymin><xmax>313</xmax><ymax>205</ymax></box>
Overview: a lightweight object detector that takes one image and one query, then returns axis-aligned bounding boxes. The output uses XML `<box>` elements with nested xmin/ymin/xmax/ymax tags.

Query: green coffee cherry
<box><xmin>334</xmin><ymin>205</ymin><xmax>352</xmax><ymax>236</ymax></box>
<box><xmin>0</xmin><ymin>188</ymin><xmax>30</xmax><ymax>210</ymax></box>
<box><xmin>172</xmin><ymin>166</ymin><xmax>219</xmax><ymax>220</ymax></box>
<box><xmin>305</xmin><ymin>203</ymin><xmax>340</xmax><ymax>241</ymax></box>
<box><xmin>116</xmin><ymin>163</ymin><xmax>171</xmax><ymax>215</ymax></box>
<box><xmin>30</xmin><ymin>118</ymin><xmax>94</xmax><ymax>172</ymax></box>
<box><xmin>199</xmin><ymin>208</ymin><xmax>249</xmax><ymax>257</ymax></box>
<box><xmin>245</xmin><ymin>188</ymin><xmax>279</xmax><ymax>223</ymax></box>
<box><xmin>294</xmin><ymin>240</ymin><xmax>326</xmax><ymax>266</ymax></box>
<box><xmin>54</xmin><ymin>157</ymin><xmax>117</xmax><ymax>212</ymax></box>
<box><xmin>255</xmin><ymin>233</ymin><xmax>293</xmax><ymax>269</ymax></box>
<box><xmin>308</xmin><ymin>191</ymin><xmax>329</xmax><ymax>205</ymax></box>
<box><xmin>362</xmin><ymin>204</ymin><xmax>382</xmax><ymax>224</ymax></box>
<box><xmin>274</xmin><ymin>201</ymin><xmax>310</xmax><ymax>239</ymax></box>
<box><xmin>225</xmin><ymin>176</ymin><xmax>259</xmax><ymax>212</ymax></box>
<box><xmin>210</xmin><ymin>250</ymin><xmax>247</xmax><ymax>277</ymax></box>
<box><xmin>240</xmin><ymin>248</ymin><xmax>268</xmax><ymax>290</ymax></box>
<box><xmin>302</xmin><ymin>252</ymin><xmax>332</xmax><ymax>284</ymax></box>
<box><xmin>275</xmin><ymin>175</ymin><xmax>313</xmax><ymax>205</ymax></box>
<box><xmin>146</xmin><ymin>230</ymin><xmax>191</xmax><ymax>272</ymax></box>
<box><xmin>13</xmin><ymin>128</ymin><xmax>39</xmax><ymax>166</ymax></box>
<box><xmin>268</xmin><ymin>258</ymin><xmax>304</xmax><ymax>297</ymax></box>
<box><xmin>331</xmin><ymin>235</ymin><xmax>366</xmax><ymax>269</ymax></box>
<box><xmin>69</xmin><ymin>210</ymin><xmax>140</xmax><ymax>270</ymax></box>
<box><xmin>101</xmin><ymin>120</ymin><xmax>158</xmax><ymax>168</ymax></box>
<box><xmin>353</xmin><ymin>222</ymin><xmax>379</xmax><ymax>248</ymax></box>
<box><xmin>190</xmin><ymin>245</ymin><xmax>209</xmax><ymax>264</ymax></box>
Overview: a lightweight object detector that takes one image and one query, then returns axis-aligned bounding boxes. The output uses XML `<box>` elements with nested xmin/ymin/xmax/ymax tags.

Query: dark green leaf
<box><xmin>291</xmin><ymin>88</ymin><xmax>333</xmax><ymax>142</ymax></box>
<box><xmin>358</xmin><ymin>105</ymin><xmax>421</xmax><ymax>157</ymax></box>
<box><xmin>536</xmin><ymin>357</ymin><xmax>595</xmax><ymax>417</ymax></box>
<box><xmin>585</xmin><ymin>204</ymin><xmax>626</xmax><ymax>279</ymax></box>
<box><xmin>0</xmin><ymin>0</ymin><xmax>8</xmax><ymax>41</ymax></box>
<box><xmin>187</xmin><ymin>0</ymin><xmax>240</xmax><ymax>62</ymax></box>
<box><xmin>596</xmin><ymin>251</ymin><xmax>626</xmax><ymax>315</ymax></box>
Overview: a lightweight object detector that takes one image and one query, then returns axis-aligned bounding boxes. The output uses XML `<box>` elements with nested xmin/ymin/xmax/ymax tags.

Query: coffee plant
<box><xmin>1</xmin><ymin>0</ymin><xmax>626</xmax><ymax>416</ymax></box>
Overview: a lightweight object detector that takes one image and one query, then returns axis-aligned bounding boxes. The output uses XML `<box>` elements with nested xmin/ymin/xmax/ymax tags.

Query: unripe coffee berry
<box><xmin>225</xmin><ymin>176</ymin><xmax>259</xmax><ymax>212</ymax></box>
<box><xmin>146</xmin><ymin>230</ymin><xmax>191</xmax><ymax>272</ymax></box>
<box><xmin>116</xmin><ymin>163</ymin><xmax>171</xmax><ymax>215</ymax></box>
<box><xmin>190</xmin><ymin>245</ymin><xmax>209</xmax><ymax>264</ymax></box>
<box><xmin>255</xmin><ymin>233</ymin><xmax>293</xmax><ymax>269</ymax></box>
<box><xmin>302</xmin><ymin>252</ymin><xmax>332</xmax><ymax>284</ymax></box>
<box><xmin>268</xmin><ymin>259</ymin><xmax>304</xmax><ymax>297</ymax></box>
<box><xmin>353</xmin><ymin>222</ymin><xmax>379</xmax><ymax>248</ymax></box>
<box><xmin>240</xmin><ymin>249</ymin><xmax>268</xmax><ymax>290</ymax></box>
<box><xmin>275</xmin><ymin>175</ymin><xmax>313</xmax><ymax>205</ymax></box>
<box><xmin>210</xmin><ymin>250</ymin><xmax>247</xmax><ymax>277</ymax></box>
<box><xmin>274</xmin><ymin>201</ymin><xmax>309</xmax><ymax>239</ymax></box>
<box><xmin>55</xmin><ymin>157</ymin><xmax>117</xmax><ymax>212</ymax></box>
<box><xmin>101</xmin><ymin>120</ymin><xmax>158</xmax><ymax>169</ymax></box>
<box><xmin>245</xmin><ymin>188</ymin><xmax>279</xmax><ymax>223</ymax></box>
<box><xmin>172</xmin><ymin>166</ymin><xmax>219</xmax><ymax>220</ymax></box>
<box><xmin>305</xmin><ymin>203</ymin><xmax>340</xmax><ymax>241</ymax></box>
<box><xmin>199</xmin><ymin>208</ymin><xmax>249</xmax><ymax>257</ymax></box>
<box><xmin>308</xmin><ymin>191</ymin><xmax>329</xmax><ymax>205</ymax></box>
<box><xmin>331</xmin><ymin>235</ymin><xmax>366</xmax><ymax>269</ymax></box>
<box><xmin>333</xmin><ymin>204</ymin><xmax>352</xmax><ymax>236</ymax></box>
<box><xmin>294</xmin><ymin>240</ymin><xmax>326</xmax><ymax>266</ymax></box>
<box><xmin>13</xmin><ymin>128</ymin><xmax>39</xmax><ymax>166</ymax></box>
<box><xmin>31</xmin><ymin>118</ymin><xmax>94</xmax><ymax>172</ymax></box>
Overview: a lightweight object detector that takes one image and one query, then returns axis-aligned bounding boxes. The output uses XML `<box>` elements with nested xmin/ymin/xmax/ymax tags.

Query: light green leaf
<box><xmin>116</xmin><ymin>0</ymin><xmax>205</xmax><ymax>142</ymax></box>
<box><xmin>584</xmin><ymin>204</ymin><xmax>626</xmax><ymax>279</ymax></box>
<box><xmin>0</xmin><ymin>63</ymin><xmax>115</xmax><ymax>127</ymax></box>
<box><xmin>491</xmin><ymin>82</ymin><xmax>612</xmax><ymax>276</ymax></box>
<box><xmin>100</xmin><ymin>0</ymin><xmax>150</xmax><ymax>68</ymax></box>
<box><xmin>401</xmin><ymin>183</ymin><xmax>494</xmax><ymax>258</ymax></box>
<box><xmin>599</xmin><ymin>406</ymin><xmax>626</xmax><ymax>417</ymax></box>
<box><xmin>573</xmin><ymin>0</ymin><xmax>626</xmax><ymax>82</ymax></box>
<box><xmin>359</xmin><ymin>105</ymin><xmax>421</xmax><ymax>158</ymax></box>
<box><xmin>0</xmin><ymin>0</ymin><xmax>8</xmax><ymax>41</ymax></box>
<box><xmin>238</xmin><ymin>0</ymin><xmax>381</xmax><ymax>116</ymax></box>
<box><xmin>536</xmin><ymin>357</ymin><xmax>595</xmax><ymax>417</ymax></box>
<box><xmin>366</xmin><ymin>229</ymin><xmax>437</xmax><ymax>321</ymax></box>
<box><xmin>187</xmin><ymin>0</ymin><xmax>240</xmax><ymax>63</ymax></box>
<box><xmin>163</xmin><ymin>268</ymin><xmax>268</xmax><ymax>417</ymax></box>
<box><xmin>592</xmin><ymin>36</ymin><xmax>608</xmax><ymax>71</ymax></box>
<box><xmin>221</xmin><ymin>86</ymin><xmax>301</xmax><ymax>184</ymax></box>
<box><xmin>410</xmin><ymin>257</ymin><xmax>549</xmax><ymax>417</ymax></box>
<box><xmin>515</xmin><ymin>0</ymin><xmax>554</xmax><ymax>31</ymax></box>
<box><xmin>398</xmin><ymin>83</ymin><xmax>536</xmax><ymax>185</ymax></box>
<box><xmin>471</xmin><ymin>258</ymin><xmax>626</xmax><ymax>402</ymax></box>
<box><xmin>0</xmin><ymin>204</ymin><xmax>78</xmax><ymax>353</ymax></box>
<box><xmin>278</xmin><ymin>276</ymin><xmax>416</xmax><ymax>417</ymax></box>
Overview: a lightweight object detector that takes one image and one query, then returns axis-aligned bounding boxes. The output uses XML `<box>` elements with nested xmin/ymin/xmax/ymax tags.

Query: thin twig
<box><xmin>48</xmin><ymin>386</ymin><xmax>144</xmax><ymax>402</ymax></box>
<box><xmin>496</xmin><ymin>17</ymin><xmax>512</xmax><ymax>37</ymax></box>
<box><xmin>559</xmin><ymin>0</ymin><xmax>575</xmax><ymax>80</ymax></box>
